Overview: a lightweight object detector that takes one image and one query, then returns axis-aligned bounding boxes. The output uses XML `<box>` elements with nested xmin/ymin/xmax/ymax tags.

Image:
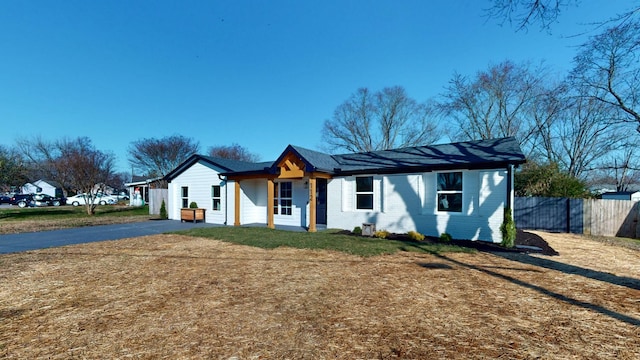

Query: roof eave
<box><xmin>334</xmin><ymin>159</ymin><xmax>526</xmax><ymax>176</ymax></box>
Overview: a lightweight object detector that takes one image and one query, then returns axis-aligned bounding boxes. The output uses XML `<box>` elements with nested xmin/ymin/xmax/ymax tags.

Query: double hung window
<box><xmin>437</xmin><ymin>172</ymin><xmax>462</xmax><ymax>212</ymax></box>
<box><xmin>181</xmin><ymin>186</ymin><xmax>189</xmax><ymax>208</ymax></box>
<box><xmin>273</xmin><ymin>182</ymin><xmax>292</xmax><ymax>215</ymax></box>
<box><xmin>211</xmin><ymin>185</ymin><xmax>221</xmax><ymax>211</ymax></box>
<box><xmin>355</xmin><ymin>176</ymin><xmax>374</xmax><ymax>210</ymax></box>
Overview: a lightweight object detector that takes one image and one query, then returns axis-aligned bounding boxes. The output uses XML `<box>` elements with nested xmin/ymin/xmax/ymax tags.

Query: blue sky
<box><xmin>0</xmin><ymin>0</ymin><xmax>635</xmax><ymax>173</ymax></box>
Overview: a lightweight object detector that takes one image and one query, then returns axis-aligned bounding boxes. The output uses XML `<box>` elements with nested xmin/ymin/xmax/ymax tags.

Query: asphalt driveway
<box><xmin>0</xmin><ymin>220</ymin><xmax>220</xmax><ymax>254</ymax></box>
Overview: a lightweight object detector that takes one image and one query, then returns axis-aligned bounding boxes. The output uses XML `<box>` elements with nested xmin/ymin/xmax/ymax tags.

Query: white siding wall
<box><xmin>327</xmin><ymin>169</ymin><xmax>508</xmax><ymax>243</ymax></box>
<box><xmin>236</xmin><ymin>179</ymin><xmax>306</xmax><ymax>227</ymax></box>
<box><xmin>240</xmin><ymin>179</ymin><xmax>267</xmax><ymax>224</ymax></box>
<box><xmin>273</xmin><ymin>180</ymin><xmax>307</xmax><ymax>227</ymax></box>
<box><xmin>33</xmin><ymin>180</ymin><xmax>58</xmax><ymax>197</ymax></box>
<box><xmin>167</xmin><ymin>161</ymin><xmax>229</xmax><ymax>224</ymax></box>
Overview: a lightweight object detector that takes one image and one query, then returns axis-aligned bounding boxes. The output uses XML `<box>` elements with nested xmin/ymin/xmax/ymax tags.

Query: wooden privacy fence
<box><xmin>515</xmin><ymin>197</ymin><xmax>640</xmax><ymax>238</ymax></box>
<box><xmin>149</xmin><ymin>188</ymin><xmax>168</xmax><ymax>215</ymax></box>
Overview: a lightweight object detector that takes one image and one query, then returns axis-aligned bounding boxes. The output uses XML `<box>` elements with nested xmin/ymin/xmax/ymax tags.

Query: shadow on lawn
<box><xmin>434</xmin><ymin>252</ymin><xmax>640</xmax><ymax>327</ymax></box>
<box><xmin>450</xmin><ymin>229</ymin><xmax>640</xmax><ymax>291</ymax></box>
<box><xmin>398</xmin><ymin>229</ymin><xmax>640</xmax><ymax>326</ymax></box>
<box><xmin>494</xmin><ymin>252</ymin><xmax>640</xmax><ymax>291</ymax></box>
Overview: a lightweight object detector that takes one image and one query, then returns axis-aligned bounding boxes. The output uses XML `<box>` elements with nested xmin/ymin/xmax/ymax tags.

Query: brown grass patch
<box><xmin>1</xmin><ymin>231</ymin><xmax>639</xmax><ymax>359</ymax></box>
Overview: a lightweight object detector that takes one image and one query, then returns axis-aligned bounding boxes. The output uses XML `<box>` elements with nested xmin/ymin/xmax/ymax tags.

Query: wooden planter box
<box><xmin>181</xmin><ymin>208</ymin><xmax>206</xmax><ymax>223</ymax></box>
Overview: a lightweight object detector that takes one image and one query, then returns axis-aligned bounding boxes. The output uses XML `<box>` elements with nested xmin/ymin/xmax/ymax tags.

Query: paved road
<box><xmin>0</xmin><ymin>220</ymin><xmax>220</xmax><ymax>254</ymax></box>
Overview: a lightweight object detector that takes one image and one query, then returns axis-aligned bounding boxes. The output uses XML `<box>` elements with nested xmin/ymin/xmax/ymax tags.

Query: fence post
<box><xmin>635</xmin><ymin>202</ymin><xmax>640</xmax><ymax>238</ymax></box>
<box><xmin>583</xmin><ymin>199</ymin><xmax>591</xmax><ymax>235</ymax></box>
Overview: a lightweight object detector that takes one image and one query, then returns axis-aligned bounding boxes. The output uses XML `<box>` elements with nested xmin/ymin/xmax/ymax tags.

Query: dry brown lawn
<box><xmin>1</xmin><ymin>231</ymin><xmax>639</xmax><ymax>359</ymax></box>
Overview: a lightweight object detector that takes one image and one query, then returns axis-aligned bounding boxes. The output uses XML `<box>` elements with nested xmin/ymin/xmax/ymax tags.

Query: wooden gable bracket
<box><xmin>278</xmin><ymin>152</ymin><xmax>306</xmax><ymax>179</ymax></box>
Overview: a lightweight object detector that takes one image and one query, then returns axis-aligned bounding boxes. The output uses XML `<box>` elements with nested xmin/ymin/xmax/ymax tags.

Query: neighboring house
<box><xmin>124</xmin><ymin>176</ymin><xmax>154</xmax><ymax>205</ymax></box>
<box><xmin>165</xmin><ymin>137</ymin><xmax>526</xmax><ymax>243</ymax></box>
<box><xmin>124</xmin><ymin>175</ymin><xmax>167</xmax><ymax>214</ymax></box>
<box><xmin>21</xmin><ymin>179</ymin><xmax>64</xmax><ymax>198</ymax></box>
<box><xmin>601</xmin><ymin>191</ymin><xmax>640</xmax><ymax>201</ymax></box>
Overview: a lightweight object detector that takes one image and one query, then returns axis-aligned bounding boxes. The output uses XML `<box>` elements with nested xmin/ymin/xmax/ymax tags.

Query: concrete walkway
<box><xmin>0</xmin><ymin>220</ymin><xmax>220</xmax><ymax>254</ymax></box>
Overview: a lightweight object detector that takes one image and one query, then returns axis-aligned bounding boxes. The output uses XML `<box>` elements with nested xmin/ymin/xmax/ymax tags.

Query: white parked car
<box><xmin>97</xmin><ymin>194</ymin><xmax>119</xmax><ymax>204</ymax></box>
<box><xmin>67</xmin><ymin>193</ymin><xmax>118</xmax><ymax>206</ymax></box>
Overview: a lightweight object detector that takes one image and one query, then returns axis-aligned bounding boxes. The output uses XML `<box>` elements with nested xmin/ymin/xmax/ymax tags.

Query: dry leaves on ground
<box><xmin>1</xmin><ymin>231</ymin><xmax>639</xmax><ymax>359</ymax></box>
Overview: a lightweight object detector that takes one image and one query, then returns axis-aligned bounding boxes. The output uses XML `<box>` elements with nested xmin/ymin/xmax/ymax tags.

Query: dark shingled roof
<box><xmin>282</xmin><ymin>145</ymin><xmax>340</xmax><ymax>173</ymax></box>
<box><xmin>279</xmin><ymin>137</ymin><xmax>525</xmax><ymax>175</ymax></box>
<box><xmin>168</xmin><ymin>137</ymin><xmax>526</xmax><ymax>179</ymax></box>
<box><xmin>330</xmin><ymin>137</ymin><xmax>525</xmax><ymax>174</ymax></box>
<box><xmin>165</xmin><ymin>154</ymin><xmax>272</xmax><ymax>180</ymax></box>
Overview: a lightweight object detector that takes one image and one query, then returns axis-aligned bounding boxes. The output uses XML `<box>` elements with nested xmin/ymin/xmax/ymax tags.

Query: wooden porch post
<box><xmin>308</xmin><ymin>177</ymin><xmax>317</xmax><ymax>232</ymax></box>
<box><xmin>267</xmin><ymin>178</ymin><xmax>275</xmax><ymax>229</ymax></box>
<box><xmin>234</xmin><ymin>181</ymin><xmax>241</xmax><ymax>226</ymax></box>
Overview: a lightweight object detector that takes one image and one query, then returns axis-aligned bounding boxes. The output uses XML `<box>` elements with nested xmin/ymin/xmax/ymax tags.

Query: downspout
<box><xmin>218</xmin><ymin>174</ymin><xmax>228</xmax><ymax>225</ymax></box>
<box><xmin>506</xmin><ymin>164</ymin><xmax>514</xmax><ymax>210</ymax></box>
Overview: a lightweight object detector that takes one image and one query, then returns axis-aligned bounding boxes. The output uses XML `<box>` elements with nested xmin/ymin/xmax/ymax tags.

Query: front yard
<box><xmin>0</xmin><ymin>205</ymin><xmax>153</xmax><ymax>234</ymax></box>
<box><xmin>1</xmin><ymin>230</ymin><xmax>638</xmax><ymax>359</ymax></box>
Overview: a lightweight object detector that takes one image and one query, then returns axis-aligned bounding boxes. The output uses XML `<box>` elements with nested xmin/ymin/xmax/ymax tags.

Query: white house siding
<box><xmin>239</xmin><ymin>179</ymin><xmax>267</xmax><ymax>224</ymax></box>
<box><xmin>326</xmin><ymin>169</ymin><xmax>508</xmax><ymax>243</ymax></box>
<box><xmin>238</xmin><ymin>179</ymin><xmax>307</xmax><ymax>227</ymax></box>
<box><xmin>21</xmin><ymin>180</ymin><xmax>60</xmax><ymax>197</ymax></box>
<box><xmin>273</xmin><ymin>180</ymin><xmax>307</xmax><ymax>227</ymax></box>
<box><xmin>167</xmin><ymin>161</ymin><xmax>230</xmax><ymax>224</ymax></box>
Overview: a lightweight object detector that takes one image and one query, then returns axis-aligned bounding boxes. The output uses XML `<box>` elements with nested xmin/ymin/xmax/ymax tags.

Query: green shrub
<box><xmin>189</xmin><ymin>202</ymin><xmax>198</xmax><ymax>209</ymax></box>
<box><xmin>500</xmin><ymin>208</ymin><xmax>517</xmax><ymax>248</ymax></box>
<box><xmin>352</xmin><ymin>226</ymin><xmax>362</xmax><ymax>235</ymax></box>
<box><xmin>374</xmin><ymin>229</ymin><xmax>390</xmax><ymax>239</ymax></box>
<box><xmin>439</xmin><ymin>233</ymin><xmax>452</xmax><ymax>242</ymax></box>
<box><xmin>407</xmin><ymin>230</ymin><xmax>425</xmax><ymax>242</ymax></box>
<box><xmin>159</xmin><ymin>199</ymin><xmax>168</xmax><ymax>219</ymax></box>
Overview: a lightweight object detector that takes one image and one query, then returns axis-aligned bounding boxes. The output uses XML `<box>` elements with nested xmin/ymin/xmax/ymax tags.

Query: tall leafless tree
<box><xmin>207</xmin><ymin>143</ymin><xmax>260</xmax><ymax>162</ymax></box>
<box><xmin>551</xmin><ymin>90</ymin><xmax>622</xmax><ymax>178</ymax></box>
<box><xmin>485</xmin><ymin>0</ymin><xmax>576</xmax><ymax>32</ymax></box>
<box><xmin>61</xmin><ymin>138</ymin><xmax>116</xmax><ymax>215</ymax></box>
<box><xmin>321</xmin><ymin>86</ymin><xmax>442</xmax><ymax>153</ymax></box>
<box><xmin>16</xmin><ymin>136</ymin><xmax>115</xmax><ymax>215</ymax></box>
<box><xmin>589</xmin><ymin>146</ymin><xmax>640</xmax><ymax>192</ymax></box>
<box><xmin>128</xmin><ymin>134</ymin><xmax>200</xmax><ymax>181</ymax></box>
<box><xmin>441</xmin><ymin>60</ymin><xmax>553</xmax><ymax>156</ymax></box>
<box><xmin>485</xmin><ymin>0</ymin><xmax>640</xmax><ymax>32</ymax></box>
<box><xmin>571</xmin><ymin>19</ymin><xmax>640</xmax><ymax>134</ymax></box>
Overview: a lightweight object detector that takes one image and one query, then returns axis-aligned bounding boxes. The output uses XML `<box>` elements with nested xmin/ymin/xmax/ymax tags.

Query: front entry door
<box><xmin>315</xmin><ymin>178</ymin><xmax>327</xmax><ymax>225</ymax></box>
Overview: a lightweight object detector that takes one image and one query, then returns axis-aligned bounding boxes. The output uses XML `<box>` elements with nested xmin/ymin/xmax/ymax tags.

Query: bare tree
<box><xmin>321</xmin><ymin>86</ymin><xmax>442</xmax><ymax>153</ymax></box>
<box><xmin>16</xmin><ymin>136</ymin><xmax>115</xmax><ymax>215</ymax></box>
<box><xmin>128</xmin><ymin>134</ymin><xmax>200</xmax><ymax>179</ymax></box>
<box><xmin>485</xmin><ymin>0</ymin><xmax>576</xmax><ymax>32</ymax></box>
<box><xmin>552</xmin><ymin>91</ymin><xmax>622</xmax><ymax>178</ymax></box>
<box><xmin>441</xmin><ymin>60</ymin><xmax>552</xmax><ymax>155</ymax></box>
<box><xmin>571</xmin><ymin>19</ymin><xmax>640</xmax><ymax>134</ymax></box>
<box><xmin>591</xmin><ymin>145</ymin><xmax>640</xmax><ymax>192</ymax></box>
<box><xmin>16</xmin><ymin>136</ymin><xmax>93</xmax><ymax>196</ymax></box>
<box><xmin>15</xmin><ymin>135</ymin><xmax>57</xmax><ymax>182</ymax></box>
<box><xmin>207</xmin><ymin>143</ymin><xmax>260</xmax><ymax>162</ymax></box>
<box><xmin>61</xmin><ymin>138</ymin><xmax>116</xmax><ymax>215</ymax></box>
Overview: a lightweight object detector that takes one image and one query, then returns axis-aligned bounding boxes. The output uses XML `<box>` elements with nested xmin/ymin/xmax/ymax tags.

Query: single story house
<box><xmin>601</xmin><ymin>191</ymin><xmax>640</xmax><ymax>201</ymax></box>
<box><xmin>165</xmin><ymin>137</ymin><xmax>526</xmax><ymax>243</ymax></box>
<box><xmin>124</xmin><ymin>175</ymin><xmax>164</xmax><ymax>206</ymax></box>
<box><xmin>21</xmin><ymin>179</ymin><xmax>64</xmax><ymax>198</ymax></box>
